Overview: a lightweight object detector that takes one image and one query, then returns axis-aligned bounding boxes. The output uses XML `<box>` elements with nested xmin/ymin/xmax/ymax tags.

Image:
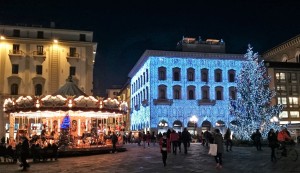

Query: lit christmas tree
<box><xmin>58</xmin><ymin>114</ymin><xmax>71</xmax><ymax>147</ymax></box>
<box><xmin>230</xmin><ymin>45</ymin><xmax>283</xmax><ymax>140</ymax></box>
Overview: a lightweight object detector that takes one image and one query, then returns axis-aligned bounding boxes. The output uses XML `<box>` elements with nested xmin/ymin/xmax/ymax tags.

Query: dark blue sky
<box><xmin>1</xmin><ymin>0</ymin><xmax>300</xmax><ymax>96</ymax></box>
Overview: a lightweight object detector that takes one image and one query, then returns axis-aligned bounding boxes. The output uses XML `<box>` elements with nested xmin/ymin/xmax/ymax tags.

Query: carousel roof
<box><xmin>52</xmin><ymin>76</ymin><xmax>88</xmax><ymax>97</ymax></box>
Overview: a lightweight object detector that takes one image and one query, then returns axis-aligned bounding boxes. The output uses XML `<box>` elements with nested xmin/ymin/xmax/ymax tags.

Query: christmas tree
<box><xmin>58</xmin><ymin>114</ymin><xmax>71</xmax><ymax>147</ymax></box>
<box><xmin>230</xmin><ymin>45</ymin><xmax>283</xmax><ymax>140</ymax></box>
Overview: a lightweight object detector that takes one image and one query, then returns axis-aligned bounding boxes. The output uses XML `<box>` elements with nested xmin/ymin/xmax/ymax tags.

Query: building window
<box><xmin>79</xmin><ymin>34</ymin><xmax>86</xmax><ymax>41</ymax></box>
<box><xmin>278</xmin><ymin>97</ymin><xmax>287</xmax><ymax>107</ymax></box>
<box><xmin>279</xmin><ymin>111</ymin><xmax>288</xmax><ymax>118</ymax></box>
<box><xmin>287</xmin><ymin>73</ymin><xmax>297</xmax><ymax>83</ymax></box>
<box><xmin>13</xmin><ymin>29</ymin><xmax>20</xmax><ymax>37</ymax></box>
<box><xmin>158</xmin><ymin>85</ymin><xmax>167</xmax><ymax>99</ymax></box>
<box><xmin>70</xmin><ymin>66</ymin><xmax>76</xmax><ymax>76</ymax></box>
<box><xmin>215</xmin><ymin>69</ymin><xmax>222</xmax><ymax>82</ymax></box>
<box><xmin>143</xmin><ymin>72</ymin><xmax>146</xmax><ymax>85</ymax></box>
<box><xmin>36</xmin><ymin>65</ymin><xmax>42</xmax><ymax>75</ymax></box>
<box><xmin>70</xmin><ymin>47</ymin><xmax>76</xmax><ymax>57</ymax></box>
<box><xmin>201</xmin><ymin>86</ymin><xmax>210</xmax><ymax>99</ymax></box>
<box><xmin>229</xmin><ymin>86</ymin><xmax>236</xmax><ymax>100</ymax></box>
<box><xmin>187</xmin><ymin>68</ymin><xmax>195</xmax><ymax>81</ymax></box>
<box><xmin>288</xmin><ymin>85</ymin><xmax>298</xmax><ymax>95</ymax></box>
<box><xmin>13</xmin><ymin>44</ymin><xmax>20</xmax><ymax>54</ymax></box>
<box><xmin>215</xmin><ymin>86</ymin><xmax>223</xmax><ymax>100</ymax></box>
<box><xmin>290</xmin><ymin>111</ymin><xmax>299</xmax><ymax>118</ymax></box>
<box><xmin>173</xmin><ymin>68</ymin><xmax>181</xmax><ymax>81</ymax></box>
<box><xmin>37</xmin><ymin>45</ymin><xmax>44</xmax><ymax>55</ymax></box>
<box><xmin>289</xmin><ymin>97</ymin><xmax>298</xmax><ymax>108</ymax></box>
<box><xmin>276</xmin><ymin>85</ymin><xmax>287</xmax><ymax>95</ymax></box>
<box><xmin>146</xmin><ymin>69</ymin><xmax>149</xmax><ymax>82</ymax></box>
<box><xmin>11</xmin><ymin>84</ymin><xmax>18</xmax><ymax>95</ymax></box>
<box><xmin>275</xmin><ymin>72</ymin><xmax>286</xmax><ymax>83</ymax></box>
<box><xmin>158</xmin><ymin>67</ymin><xmax>166</xmax><ymax>80</ymax></box>
<box><xmin>228</xmin><ymin>70</ymin><xmax>235</xmax><ymax>82</ymax></box>
<box><xmin>146</xmin><ymin>87</ymin><xmax>149</xmax><ymax>100</ymax></box>
<box><xmin>37</xmin><ymin>31</ymin><xmax>44</xmax><ymax>39</ymax></box>
<box><xmin>201</xmin><ymin>68</ymin><xmax>208</xmax><ymax>82</ymax></box>
<box><xmin>173</xmin><ymin>85</ymin><xmax>181</xmax><ymax>99</ymax></box>
<box><xmin>35</xmin><ymin>84</ymin><xmax>42</xmax><ymax>96</ymax></box>
<box><xmin>187</xmin><ymin>85</ymin><xmax>195</xmax><ymax>100</ymax></box>
<box><xmin>12</xmin><ymin>64</ymin><xmax>19</xmax><ymax>74</ymax></box>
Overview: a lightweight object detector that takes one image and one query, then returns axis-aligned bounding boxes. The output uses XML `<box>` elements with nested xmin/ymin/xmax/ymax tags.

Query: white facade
<box><xmin>0</xmin><ymin>25</ymin><xmax>97</xmax><ymax>138</ymax></box>
<box><xmin>128</xmin><ymin>50</ymin><xmax>245</xmax><ymax>134</ymax></box>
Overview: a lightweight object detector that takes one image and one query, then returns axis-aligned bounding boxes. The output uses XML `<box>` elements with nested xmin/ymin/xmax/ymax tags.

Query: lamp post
<box><xmin>190</xmin><ymin>115</ymin><xmax>198</xmax><ymax>136</ymax></box>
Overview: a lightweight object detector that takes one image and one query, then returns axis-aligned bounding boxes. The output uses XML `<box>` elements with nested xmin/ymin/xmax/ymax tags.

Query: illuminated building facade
<box><xmin>0</xmin><ymin>24</ymin><xmax>97</xmax><ymax>138</ymax></box>
<box><xmin>128</xmin><ymin>38</ymin><xmax>245</xmax><ymax>134</ymax></box>
<box><xmin>263</xmin><ymin>34</ymin><xmax>300</xmax><ymax>125</ymax></box>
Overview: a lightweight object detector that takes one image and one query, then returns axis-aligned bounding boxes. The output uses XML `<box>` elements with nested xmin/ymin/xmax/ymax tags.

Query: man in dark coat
<box><xmin>111</xmin><ymin>132</ymin><xmax>118</xmax><ymax>153</ymax></box>
<box><xmin>20</xmin><ymin>136</ymin><xmax>30</xmax><ymax>171</ymax></box>
<box><xmin>181</xmin><ymin>128</ymin><xmax>190</xmax><ymax>154</ymax></box>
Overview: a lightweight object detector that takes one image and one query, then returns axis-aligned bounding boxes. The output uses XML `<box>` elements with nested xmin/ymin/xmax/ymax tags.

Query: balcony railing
<box><xmin>197</xmin><ymin>99</ymin><xmax>216</xmax><ymax>106</ymax></box>
<box><xmin>67</xmin><ymin>52</ymin><xmax>80</xmax><ymax>58</ymax></box>
<box><xmin>9</xmin><ymin>50</ymin><xmax>25</xmax><ymax>56</ymax></box>
<box><xmin>142</xmin><ymin>99</ymin><xmax>149</xmax><ymax>107</ymax></box>
<box><xmin>134</xmin><ymin>104</ymin><xmax>140</xmax><ymax>111</ymax></box>
<box><xmin>33</xmin><ymin>51</ymin><xmax>46</xmax><ymax>56</ymax></box>
<box><xmin>153</xmin><ymin>99</ymin><xmax>173</xmax><ymax>105</ymax></box>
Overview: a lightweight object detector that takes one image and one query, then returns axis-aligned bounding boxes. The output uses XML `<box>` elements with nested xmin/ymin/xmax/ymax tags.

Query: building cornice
<box><xmin>263</xmin><ymin>34</ymin><xmax>300</xmax><ymax>58</ymax></box>
<box><xmin>128</xmin><ymin>50</ymin><xmax>244</xmax><ymax>77</ymax></box>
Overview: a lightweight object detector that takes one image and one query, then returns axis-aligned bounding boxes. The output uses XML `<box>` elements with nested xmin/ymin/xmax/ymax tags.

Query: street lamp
<box><xmin>190</xmin><ymin>115</ymin><xmax>198</xmax><ymax>135</ymax></box>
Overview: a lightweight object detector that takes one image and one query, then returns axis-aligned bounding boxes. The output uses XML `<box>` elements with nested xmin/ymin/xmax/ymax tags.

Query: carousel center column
<box><xmin>9</xmin><ymin>113</ymin><xmax>15</xmax><ymax>141</ymax></box>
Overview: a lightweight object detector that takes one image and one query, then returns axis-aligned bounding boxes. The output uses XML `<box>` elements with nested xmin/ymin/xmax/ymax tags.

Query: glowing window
<box><xmin>290</xmin><ymin>111</ymin><xmax>299</xmax><ymax>118</ymax></box>
<box><xmin>279</xmin><ymin>111</ymin><xmax>288</xmax><ymax>118</ymax></box>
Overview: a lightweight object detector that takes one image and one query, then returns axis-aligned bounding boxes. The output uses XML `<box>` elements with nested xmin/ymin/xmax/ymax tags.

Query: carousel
<box><xmin>3</xmin><ymin>76</ymin><xmax>128</xmax><ymax>149</ymax></box>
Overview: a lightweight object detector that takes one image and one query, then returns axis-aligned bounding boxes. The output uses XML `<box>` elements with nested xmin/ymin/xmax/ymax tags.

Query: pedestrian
<box><xmin>146</xmin><ymin>131</ymin><xmax>151</xmax><ymax>147</ymax></box>
<box><xmin>181</xmin><ymin>128</ymin><xmax>190</xmax><ymax>154</ymax></box>
<box><xmin>151</xmin><ymin>131</ymin><xmax>156</xmax><ymax>146</ymax></box>
<box><xmin>159</xmin><ymin>133</ymin><xmax>169</xmax><ymax>167</ymax></box>
<box><xmin>111</xmin><ymin>132</ymin><xmax>118</xmax><ymax>153</ymax></box>
<box><xmin>267</xmin><ymin>128</ymin><xmax>278</xmax><ymax>162</ymax></box>
<box><xmin>251</xmin><ymin>129</ymin><xmax>262</xmax><ymax>151</ymax></box>
<box><xmin>20</xmin><ymin>135</ymin><xmax>30</xmax><ymax>171</ymax></box>
<box><xmin>178</xmin><ymin>131</ymin><xmax>182</xmax><ymax>153</ymax></box>
<box><xmin>170</xmin><ymin>130</ymin><xmax>179</xmax><ymax>155</ymax></box>
<box><xmin>213</xmin><ymin>129</ymin><xmax>224</xmax><ymax>169</ymax></box>
<box><xmin>224</xmin><ymin>128</ymin><xmax>232</xmax><ymax>151</ymax></box>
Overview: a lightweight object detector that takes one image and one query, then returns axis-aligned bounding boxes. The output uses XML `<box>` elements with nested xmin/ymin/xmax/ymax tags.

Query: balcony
<box><xmin>8</xmin><ymin>50</ymin><xmax>25</xmax><ymax>63</ymax></box>
<box><xmin>67</xmin><ymin>52</ymin><xmax>80</xmax><ymax>63</ymax></box>
<box><xmin>32</xmin><ymin>51</ymin><xmax>46</xmax><ymax>63</ymax></box>
<box><xmin>197</xmin><ymin>99</ymin><xmax>216</xmax><ymax>106</ymax></box>
<box><xmin>134</xmin><ymin>104</ymin><xmax>140</xmax><ymax>111</ymax></box>
<box><xmin>153</xmin><ymin>99</ymin><xmax>173</xmax><ymax>105</ymax></box>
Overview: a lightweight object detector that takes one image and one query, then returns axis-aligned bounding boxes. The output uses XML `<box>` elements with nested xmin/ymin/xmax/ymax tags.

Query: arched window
<box><xmin>187</xmin><ymin>68</ymin><xmax>195</xmax><ymax>81</ymax></box>
<box><xmin>173</xmin><ymin>67</ymin><xmax>181</xmax><ymax>81</ymax></box>
<box><xmin>228</xmin><ymin>69</ymin><xmax>235</xmax><ymax>82</ymax></box>
<box><xmin>11</xmin><ymin>83</ymin><xmax>18</xmax><ymax>95</ymax></box>
<box><xmin>173</xmin><ymin>85</ymin><xmax>181</xmax><ymax>99</ymax></box>
<box><xmin>158</xmin><ymin>85</ymin><xmax>167</xmax><ymax>99</ymax></box>
<box><xmin>229</xmin><ymin>86</ymin><xmax>236</xmax><ymax>100</ymax></box>
<box><xmin>215</xmin><ymin>86</ymin><xmax>223</xmax><ymax>100</ymax></box>
<box><xmin>201</xmin><ymin>68</ymin><xmax>208</xmax><ymax>82</ymax></box>
<box><xmin>215</xmin><ymin>69</ymin><xmax>222</xmax><ymax>82</ymax></box>
<box><xmin>158</xmin><ymin>67</ymin><xmax>166</xmax><ymax>80</ymax></box>
<box><xmin>187</xmin><ymin>85</ymin><xmax>195</xmax><ymax>100</ymax></box>
<box><xmin>201</xmin><ymin>86</ymin><xmax>210</xmax><ymax>100</ymax></box>
<box><xmin>35</xmin><ymin>84</ymin><xmax>43</xmax><ymax>96</ymax></box>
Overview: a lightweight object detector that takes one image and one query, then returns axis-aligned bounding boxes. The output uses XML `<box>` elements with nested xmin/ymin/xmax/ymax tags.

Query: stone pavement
<box><xmin>1</xmin><ymin>143</ymin><xmax>300</xmax><ymax>173</ymax></box>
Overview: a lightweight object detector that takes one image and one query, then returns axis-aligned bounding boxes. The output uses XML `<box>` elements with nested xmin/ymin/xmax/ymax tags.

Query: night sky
<box><xmin>1</xmin><ymin>0</ymin><xmax>300</xmax><ymax>96</ymax></box>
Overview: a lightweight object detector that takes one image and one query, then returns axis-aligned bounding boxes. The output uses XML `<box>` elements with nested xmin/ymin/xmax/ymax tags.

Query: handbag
<box><xmin>208</xmin><ymin>144</ymin><xmax>218</xmax><ymax>156</ymax></box>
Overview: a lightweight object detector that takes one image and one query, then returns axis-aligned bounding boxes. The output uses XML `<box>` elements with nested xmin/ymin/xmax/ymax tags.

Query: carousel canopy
<box><xmin>52</xmin><ymin>76</ymin><xmax>88</xmax><ymax>97</ymax></box>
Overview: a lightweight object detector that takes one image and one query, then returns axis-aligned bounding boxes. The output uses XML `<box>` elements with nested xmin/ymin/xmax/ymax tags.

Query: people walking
<box><xmin>213</xmin><ymin>129</ymin><xmax>224</xmax><ymax>169</ymax></box>
<box><xmin>224</xmin><ymin>128</ymin><xmax>232</xmax><ymax>152</ymax></box>
<box><xmin>159</xmin><ymin>133</ymin><xmax>169</xmax><ymax>167</ymax></box>
<box><xmin>267</xmin><ymin>128</ymin><xmax>278</xmax><ymax>162</ymax></box>
<box><xmin>251</xmin><ymin>129</ymin><xmax>262</xmax><ymax>151</ymax></box>
<box><xmin>181</xmin><ymin>128</ymin><xmax>190</xmax><ymax>154</ymax></box>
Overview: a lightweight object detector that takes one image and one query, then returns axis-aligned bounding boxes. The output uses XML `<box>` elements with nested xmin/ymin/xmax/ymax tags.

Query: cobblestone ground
<box><xmin>1</xmin><ymin>143</ymin><xmax>300</xmax><ymax>173</ymax></box>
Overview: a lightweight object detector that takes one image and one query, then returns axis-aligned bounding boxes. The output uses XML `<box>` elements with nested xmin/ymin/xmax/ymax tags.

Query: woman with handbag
<box><xmin>213</xmin><ymin>129</ymin><xmax>224</xmax><ymax>169</ymax></box>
